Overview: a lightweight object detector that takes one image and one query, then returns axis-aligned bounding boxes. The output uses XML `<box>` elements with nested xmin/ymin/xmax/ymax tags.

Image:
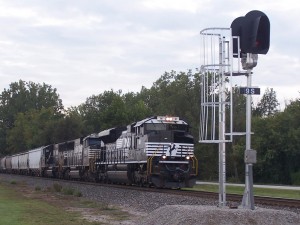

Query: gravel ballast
<box><xmin>1</xmin><ymin>174</ymin><xmax>299</xmax><ymax>225</ymax></box>
<box><xmin>140</xmin><ymin>205</ymin><xmax>300</xmax><ymax>225</ymax></box>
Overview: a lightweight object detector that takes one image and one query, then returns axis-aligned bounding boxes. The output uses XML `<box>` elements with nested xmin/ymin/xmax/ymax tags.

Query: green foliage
<box><xmin>7</xmin><ymin>108</ymin><xmax>61</xmax><ymax>152</ymax></box>
<box><xmin>0</xmin><ymin>80</ymin><xmax>64</xmax><ymax>154</ymax></box>
<box><xmin>57</xmin><ymin>186</ymin><xmax>82</xmax><ymax>197</ymax></box>
<box><xmin>195</xmin><ymin>143</ymin><xmax>219</xmax><ymax>180</ymax></box>
<box><xmin>53</xmin><ymin>183</ymin><xmax>62</xmax><ymax>192</ymax></box>
<box><xmin>252</xmin><ymin>97</ymin><xmax>300</xmax><ymax>184</ymax></box>
<box><xmin>62</xmin><ymin>187</ymin><xmax>75</xmax><ymax>195</ymax></box>
<box><xmin>291</xmin><ymin>171</ymin><xmax>300</xmax><ymax>185</ymax></box>
<box><xmin>77</xmin><ymin>89</ymin><xmax>151</xmax><ymax>132</ymax></box>
<box><xmin>48</xmin><ymin>112</ymin><xmax>86</xmax><ymax>144</ymax></box>
<box><xmin>35</xmin><ymin>186</ymin><xmax>41</xmax><ymax>191</ymax></box>
<box><xmin>0</xmin><ymin>80</ymin><xmax>63</xmax><ymax>129</ymax></box>
<box><xmin>137</xmin><ymin>70</ymin><xmax>201</xmax><ymax>137</ymax></box>
<box><xmin>74</xmin><ymin>190</ymin><xmax>82</xmax><ymax>197</ymax></box>
<box><xmin>254</xmin><ymin>87</ymin><xmax>279</xmax><ymax>117</ymax></box>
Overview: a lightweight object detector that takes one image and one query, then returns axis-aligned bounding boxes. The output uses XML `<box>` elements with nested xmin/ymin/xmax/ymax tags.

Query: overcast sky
<box><xmin>0</xmin><ymin>0</ymin><xmax>299</xmax><ymax>109</ymax></box>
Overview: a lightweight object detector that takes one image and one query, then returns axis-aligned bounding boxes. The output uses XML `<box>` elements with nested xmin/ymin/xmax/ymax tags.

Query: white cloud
<box><xmin>141</xmin><ymin>0</ymin><xmax>209</xmax><ymax>13</ymax></box>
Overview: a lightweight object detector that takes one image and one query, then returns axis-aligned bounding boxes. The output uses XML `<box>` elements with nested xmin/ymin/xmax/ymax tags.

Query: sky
<box><xmin>0</xmin><ymin>0</ymin><xmax>299</xmax><ymax>109</ymax></box>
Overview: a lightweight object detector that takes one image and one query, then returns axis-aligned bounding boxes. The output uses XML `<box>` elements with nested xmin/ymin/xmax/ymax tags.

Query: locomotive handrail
<box><xmin>147</xmin><ymin>146</ymin><xmax>161</xmax><ymax>175</ymax></box>
<box><xmin>147</xmin><ymin>157</ymin><xmax>152</xmax><ymax>175</ymax></box>
<box><xmin>191</xmin><ymin>155</ymin><xmax>199</xmax><ymax>176</ymax></box>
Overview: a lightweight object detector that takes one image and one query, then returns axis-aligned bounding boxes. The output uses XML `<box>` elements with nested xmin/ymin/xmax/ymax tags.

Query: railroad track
<box><xmin>177</xmin><ymin>190</ymin><xmax>300</xmax><ymax>209</ymax></box>
<box><xmin>51</xmin><ymin>178</ymin><xmax>300</xmax><ymax>209</ymax></box>
<box><xmin>93</xmin><ymin>183</ymin><xmax>300</xmax><ymax>209</ymax></box>
<box><xmin>2</xmin><ymin>174</ymin><xmax>300</xmax><ymax>209</ymax></box>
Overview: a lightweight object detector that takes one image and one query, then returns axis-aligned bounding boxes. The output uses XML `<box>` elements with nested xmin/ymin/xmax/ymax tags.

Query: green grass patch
<box><xmin>62</xmin><ymin>187</ymin><xmax>75</xmax><ymax>195</ymax></box>
<box><xmin>35</xmin><ymin>186</ymin><xmax>41</xmax><ymax>191</ymax></box>
<box><xmin>10</xmin><ymin>180</ymin><xmax>17</xmax><ymax>185</ymax></box>
<box><xmin>74</xmin><ymin>190</ymin><xmax>83</xmax><ymax>197</ymax></box>
<box><xmin>0</xmin><ymin>178</ymin><xmax>133</xmax><ymax>225</ymax></box>
<box><xmin>0</xmin><ymin>184</ymin><xmax>100</xmax><ymax>225</ymax></box>
<box><xmin>53</xmin><ymin>182</ymin><xmax>62</xmax><ymax>192</ymax></box>
<box><xmin>186</xmin><ymin>184</ymin><xmax>300</xmax><ymax>199</ymax></box>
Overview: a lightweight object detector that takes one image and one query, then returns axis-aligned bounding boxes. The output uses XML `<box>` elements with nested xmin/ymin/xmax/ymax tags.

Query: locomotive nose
<box><xmin>173</xmin><ymin>172</ymin><xmax>180</xmax><ymax>181</ymax></box>
<box><xmin>173</xmin><ymin>169</ymin><xmax>185</xmax><ymax>181</ymax></box>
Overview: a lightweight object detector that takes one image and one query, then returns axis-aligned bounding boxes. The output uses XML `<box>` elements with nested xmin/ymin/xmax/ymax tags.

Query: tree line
<box><xmin>0</xmin><ymin>73</ymin><xmax>299</xmax><ymax>185</ymax></box>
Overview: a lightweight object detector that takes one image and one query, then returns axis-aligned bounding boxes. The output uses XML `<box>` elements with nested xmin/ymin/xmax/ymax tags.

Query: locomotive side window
<box><xmin>135</xmin><ymin>126</ymin><xmax>144</xmax><ymax>135</ymax></box>
<box><xmin>86</xmin><ymin>138</ymin><xmax>101</xmax><ymax>148</ymax></box>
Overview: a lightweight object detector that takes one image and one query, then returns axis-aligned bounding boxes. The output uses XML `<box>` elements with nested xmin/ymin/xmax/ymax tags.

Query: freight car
<box><xmin>0</xmin><ymin>116</ymin><xmax>198</xmax><ymax>188</ymax></box>
<box><xmin>0</xmin><ymin>157</ymin><xmax>6</xmax><ymax>173</ymax></box>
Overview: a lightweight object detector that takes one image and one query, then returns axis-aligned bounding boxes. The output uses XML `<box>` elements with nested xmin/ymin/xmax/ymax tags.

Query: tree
<box><xmin>0</xmin><ymin>80</ymin><xmax>63</xmax><ymax>154</ymax></box>
<box><xmin>7</xmin><ymin>108</ymin><xmax>61</xmax><ymax>153</ymax></box>
<box><xmin>226</xmin><ymin>86</ymin><xmax>247</xmax><ymax>182</ymax></box>
<box><xmin>252</xmin><ymin>97</ymin><xmax>300</xmax><ymax>184</ymax></box>
<box><xmin>254</xmin><ymin>88</ymin><xmax>279</xmax><ymax>117</ymax></box>
<box><xmin>123</xmin><ymin>92</ymin><xmax>151</xmax><ymax>122</ymax></box>
<box><xmin>0</xmin><ymin>80</ymin><xmax>63</xmax><ymax>129</ymax></box>
<box><xmin>78</xmin><ymin>90</ymin><xmax>130</xmax><ymax>132</ymax></box>
<box><xmin>48</xmin><ymin>111</ymin><xmax>86</xmax><ymax>144</ymax></box>
<box><xmin>137</xmin><ymin>70</ymin><xmax>201</xmax><ymax>136</ymax></box>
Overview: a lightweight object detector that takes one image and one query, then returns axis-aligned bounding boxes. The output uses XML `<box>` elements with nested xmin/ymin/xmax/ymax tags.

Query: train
<box><xmin>0</xmin><ymin>116</ymin><xmax>198</xmax><ymax>188</ymax></box>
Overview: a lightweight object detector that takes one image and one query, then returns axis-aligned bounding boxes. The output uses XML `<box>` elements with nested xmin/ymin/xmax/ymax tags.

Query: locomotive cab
<box><xmin>125</xmin><ymin>116</ymin><xmax>197</xmax><ymax>188</ymax></box>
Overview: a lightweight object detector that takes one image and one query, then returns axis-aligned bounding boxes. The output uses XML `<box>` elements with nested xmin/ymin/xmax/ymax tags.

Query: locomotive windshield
<box><xmin>85</xmin><ymin>137</ymin><xmax>101</xmax><ymax>148</ymax></box>
<box><xmin>144</xmin><ymin>123</ymin><xmax>188</xmax><ymax>134</ymax></box>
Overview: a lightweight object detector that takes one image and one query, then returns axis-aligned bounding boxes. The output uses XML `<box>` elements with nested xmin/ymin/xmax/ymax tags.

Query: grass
<box><xmin>10</xmin><ymin>180</ymin><xmax>17</xmax><ymax>185</ymax></box>
<box><xmin>0</xmin><ymin>179</ymin><xmax>132</xmax><ymax>225</ymax></box>
<box><xmin>53</xmin><ymin>182</ymin><xmax>63</xmax><ymax>192</ymax></box>
<box><xmin>35</xmin><ymin>186</ymin><xmax>41</xmax><ymax>191</ymax></box>
<box><xmin>62</xmin><ymin>187</ymin><xmax>75</xmax><ymax>195</ymax></box>
<box><xmin>0</xmin><ymin>185</ymin><xmax>90</xmax><ymax>225</ymax></box>
<box><xmin>186</xmin><ymin>184</ymin><xmax>300</xmax><ymax>199</ymax></box>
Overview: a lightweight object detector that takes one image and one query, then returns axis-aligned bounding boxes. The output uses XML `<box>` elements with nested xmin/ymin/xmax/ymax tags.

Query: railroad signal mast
<box><xmin>199</xmin><ymin>10</ymin><xmax>270</xmax><ymax>209</ymax></box>
<box><xmin>231</xmin><ymin>10</ymin><xmax>270</xmax><ymax>210</ymax></box>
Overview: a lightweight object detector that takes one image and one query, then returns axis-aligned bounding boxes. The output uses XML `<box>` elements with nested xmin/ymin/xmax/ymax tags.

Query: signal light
<box><xmin>231</xmin><ymin>10</ymin><xmax>270</xmax><ymax>56</ymax></box>
<box><xmin>231</xmin><ymin>16</ymin><xmax>244</xmax><ymax>57</ymax></box>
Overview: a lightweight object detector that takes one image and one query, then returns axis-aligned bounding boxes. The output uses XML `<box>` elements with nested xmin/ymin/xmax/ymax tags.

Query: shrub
<box><xmin>62</xmin><ymin>187</ymin><xmax>74</xmax><ymax>195</ymax></box>
<box><xmin>35</xmin><ymin>186</ymin><xmax>41</xmax><ymax>191</ymax></box>
<box><xmin>10</xmin><ymin>180</ymin><xmax>16</xmax><ymax>185</ymax></box>
<box><xmin>74</xmin><ymin>190</ymin><xmax>82</xmax><ymax>197</ymax></box>
<box><xmin>291</xmin><ymin>171</ymin><xmax>300</xmax><ymax>185</ymax></box>
<box><xmin>53</xmin><ymin>183</ymin><xmax>62</xmax><ymax>192</ymax></box>
<box><xmin>100</xmin><ymin>203</ymin><xmax>115</xmax><ymax>211</ymax></box>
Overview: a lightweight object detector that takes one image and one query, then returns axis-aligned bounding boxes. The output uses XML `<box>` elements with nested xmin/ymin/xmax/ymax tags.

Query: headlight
<box><xmin>162</xmin><ymin>155</ymin><xmax>167</xmax><ymax>159</ymax></box>
<box><xmin>186</xmin><ymin>155</ymin><xmax>190</xmax><ymax>160</ymax></box>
